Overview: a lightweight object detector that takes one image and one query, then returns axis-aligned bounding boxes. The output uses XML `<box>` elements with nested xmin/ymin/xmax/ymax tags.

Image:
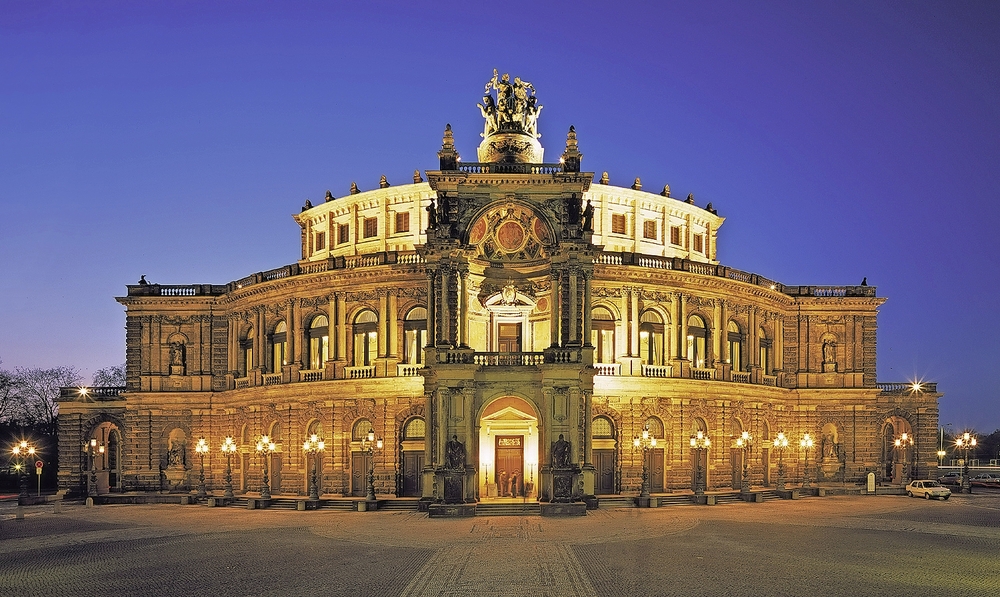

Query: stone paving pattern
<box><xmin>2</xmin><ymin>490</ymin><xmax>999</xmax><ymax>596</ymax></box>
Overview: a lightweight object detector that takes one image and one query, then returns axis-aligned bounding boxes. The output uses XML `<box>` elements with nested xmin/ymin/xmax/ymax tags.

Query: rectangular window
<box><xmin>611</xmin><ymin>213</ymin><xmax>626</xmax><ymax>235</ymax></box>
<box><xmin>670</xmin><ymin>226</ymin><xmax>681</xmax><ymax>245</ymax></box>
<box><xmin>314</xmin><ymin>232</ymin><xmax>326</xmax><ymax>251</ymax></box>
<box><xmin>395</xmin><ymin>211</ymin><xmax>410</xmax><ymax>234</ymax></box>
<box><xmin>643</xmin><ymin>220</ymin><xmax>657</xmax><ymax>240</ymax></box>
<box><xmin>338</xmin><ymin>223</ymin><xmax>350</xmax><ymax>245</ymax></box>
<box><xmin>363</xmin><ymin>217</ymin><xmax>378</xmax><ymax>239</ymax></box>
<box><xmin>693</xmin><ymin>234</ymin><xmax>704</xmax><ymax>253</ymax></box>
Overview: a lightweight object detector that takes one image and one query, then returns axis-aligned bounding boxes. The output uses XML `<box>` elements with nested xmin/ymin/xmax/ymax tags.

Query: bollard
<box><xmin>15</xmin><ymin>506</ymin><xmax>24</xmax><ymax>520</ymax></box>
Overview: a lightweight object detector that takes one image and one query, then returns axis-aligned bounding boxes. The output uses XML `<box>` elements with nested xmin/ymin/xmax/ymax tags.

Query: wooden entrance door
<box><xmin>495</xmin><ymin>436</ymin><xmax>523</xmax><ymax>497</ymax></box>
<box><xmin>498</xmin><ymin>323</ymin><xmax>521</xmax><ymax>353</ymax></box>
<box><xmin>594</xmin><ymin>449</ymin><xmax>616</xmax><ymax>494</ymax></box>
<box><xmin>731</xmin><ymin>448</ymin><xmax>742</xmax><ymax>489</ymax></box>
<box><xmin>645</xmin><ymin>448</ymin><xmax>664</xmax><ymax>492</ymax></box>
<box><xmin>270</xmin><ymin>453</ymin><xmax>282</xmax><ymax>494</ymax></box>
<box><xmin>352</xmin><ymin>452</ymin><xmax>372</xmax><ymax>497</ymax></box>
<box><xmin>402</xmin><ymin>451</ymin><xmax>424</xmax><ymax>497</ymax></box>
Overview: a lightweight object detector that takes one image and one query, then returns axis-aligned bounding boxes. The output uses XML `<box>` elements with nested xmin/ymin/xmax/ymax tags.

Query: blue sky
<box><xmin>1</xmin><ymin>1</ymin><xmax>998</xmax><ymax>433</ymax></box>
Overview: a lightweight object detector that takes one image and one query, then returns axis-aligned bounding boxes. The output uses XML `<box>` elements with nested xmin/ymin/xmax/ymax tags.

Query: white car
<box><xmin>906</xmin><ymin>480</ymin><xmax>952</xmax><ymax>500</ymax></box>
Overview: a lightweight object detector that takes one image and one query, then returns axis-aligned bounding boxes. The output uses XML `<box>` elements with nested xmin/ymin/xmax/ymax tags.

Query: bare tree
<box><xmin>92</xmin><ymin>363</ymin><xmax>126</xmax><ymax>387</ymax></box>
<box><xmin>0</xmin><ymin>360</ymin><xmax>18</xmax><ymax>423</ymax></box>
<box><xmin>12</xmin><ymin>366</ymin><xmax>82</xmax><ymax>430</ymax></box>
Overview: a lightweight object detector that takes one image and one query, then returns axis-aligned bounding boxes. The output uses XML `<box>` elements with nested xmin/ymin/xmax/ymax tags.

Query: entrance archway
<box><xmin>88</xmin><ymin>421</ymin><xmax>122</xmax><ymax>493</ymax></box>
<box><xmin>882</xmin><ymin>416</ymin><xmax>913</xmax><ymax>484</ymax></box>
<box><xmin>479</xmin><ymin>396</ymin><xmax>539</xmax><ymax>500</ymax></box>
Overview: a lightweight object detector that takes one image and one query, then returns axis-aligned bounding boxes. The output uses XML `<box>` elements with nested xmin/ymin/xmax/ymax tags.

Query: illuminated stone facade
<box><xmin>57</xmin><ymin>75</ymin><xmax>941</xmax><ymax>503</ymax></box>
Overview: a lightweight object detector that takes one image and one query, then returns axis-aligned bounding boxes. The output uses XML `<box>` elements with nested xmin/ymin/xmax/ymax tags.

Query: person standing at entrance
<box><xmin>510</xmin><ymin>472</ymin><xmax>518</xmax><ymax>497</ymax></box>
<box><xmin>499</xmin><ymin>470</ymin><xmax>508</xmax><ymax>497</ymax></box>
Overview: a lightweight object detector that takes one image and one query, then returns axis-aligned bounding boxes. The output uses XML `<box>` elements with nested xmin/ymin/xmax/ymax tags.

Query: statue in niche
<box><xmin>168</xmin><ymin>341</ymin><xmax>186</xmax><ymax>375</ymax></box>
<box><xmin>566</xmin><ymin>195</ymin><xmax>581</xmax><ymax>225</ymax></box>
<box><xmin>582</xmin><ymin>200</ymin><xmax>594</xmax><ymax>232</ymax></box>
<box><xmin>821</xmin><ymin>339</ymin><xmax>837</xmax><ymax>372</ymax></box>
<box><xmin>552</xmin><ymin>434</ymin><xmax>571</xmax><ymax>468</ymax></box>
<box><xmin>445</xmin><ymin>435</ymin><xmax>466</xmax><ymax>470</ymax></box>
<box><xmin>166</xmin><ymin>436</ymin><xmax>186</xmax><ymax>468</ymax></box>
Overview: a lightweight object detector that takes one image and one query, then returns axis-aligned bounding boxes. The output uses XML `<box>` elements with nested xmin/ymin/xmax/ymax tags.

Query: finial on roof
<box><xmin>631</xmin><ymin>177</ymin><xmax>642</xmax><ymax>191</ymax></box>
<box><xmin>685</xmin><ymin>193</ymin><xmax>695</xmax><ymax>204</ymax></box>
<box><xmin>350</xmin><ymin>182</ymin><xmax>360</xmax><ymax>195</ymax></box>
<box><xmin>560</xmin><ymin>125</ymin><xmax>582</xmax><ymax>172</ymax></box>
<box><xmin>438</xmin><ymin>124</ymin><xmax>460</xmax><ymax>170</ymax></box>
<box><xmin>379</xmin><ymin>175</ymin><xmax>390</xmax><ymax>188</ymax></box>
<box><xmin>413</xmin><ymin>170</ymin><xmax>423</xmax><ymax>183</ymax></box>
<box><xmin>302</xmin><ymin>199</ymin><xmax>313</xmax><ymax>212</ymax></box>
<box><xmin>661</xmin><ymin>184</ymin><xmax>671</xmax><ymax>197</ymax></box>
<box><xmin>706</xmin><ymin>202</ymin><xmax>717</xmax><ymax>215</ymax></box>
<box><xmin>598</xmin><ymin>171</ymin><xmax>609</xmax><ymax>185</ymax></box>
<box><xmin>861</xmin><ymin>277</ymin><xmax>868</xmax><ymax>286</ymax></box>
<box><xmin>325</xmin><ymin>190</ymin><xmax>333</xmax><ymax>202</ymax></box>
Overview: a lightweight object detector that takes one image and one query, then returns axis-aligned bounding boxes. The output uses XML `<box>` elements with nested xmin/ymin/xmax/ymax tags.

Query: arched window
<box><xmin>270</xmin><ymin>321</ymin><xmax>287</xmax><ymax>372</ymax></box>
<box><xmin>593</xmin><ymin>416</ymin><xmax>615</xmax><ymax>438</ymax></box>
<box><xmin>403</xmin><ymin>307</ymin><xmax>427</xmax><ymax>365</ymax></box>
<box><xmin>403</xmin><ymin>417</ymin><xmax>425</xmax><ymax>440</ymax></box>
<box><xmin>353</xmin><ymin>310</ymin><xmax>378</xmax><ymax>367</ymax></box>
<box><xmin>644</xmin><ymin>416</ymin><xmax>664</xmax><ymax>439</ymax></box>
<box><xmin>240</xmin><ymin>327</ymin><xmax>254</xmax><ymax>376</ymax></box>
<box><xmin>591</xmin><ymin>307</ymin><xmax>616</xmax><ymax>364</ymax></box>
<box><xmin>687</xmin><ymin>315</ymin><xmax>708</xmax><ymax>368</ymax></box>
<box><xmin>758</xmin><ymin>327</ymin><xmax>771</xmax><ymax>374</ymax></box>
<box><xmin>307</xmin><ymin>315</ymin><xmax>329</xmax><ymax>370</ymax></box>
<box><xmin>639</xmin><ymin>310</ymin><xmax>664</xmax><ymax>366</ymax></box>
<box><xmin>353</xmin><ymin>418</ymin><xmax>373</xmax><ymax>441</ymax></box>
<box><xmin>727</xmin><ymin>321</ymin><xmax>743</xmax><ymax>371</ymax></box>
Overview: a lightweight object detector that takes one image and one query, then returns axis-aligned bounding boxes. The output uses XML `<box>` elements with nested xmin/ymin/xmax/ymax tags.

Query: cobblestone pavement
<box><xmin>2</xmin><ymin>491</ymin><xmax>999</xmax><ymax>597</ymax></box>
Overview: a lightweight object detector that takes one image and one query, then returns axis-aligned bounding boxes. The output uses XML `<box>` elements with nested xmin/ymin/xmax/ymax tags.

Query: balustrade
<box><xmin>731</xmin><ymin>371</ymin><xmax>751</xmax><ymax>384</ymax></box>
<box><xmin>690</xmin><ymin>367</ymin><xmax>715</xmax><ymax>381</ymax></box>
<box><xmin>594</xmin><ymin>363</ymin><xmax>621</xmax><ymax>376</ymax></box>
<box><xmin>262</xmin><ymin>373</ymin><xmax>282</xmax><ymax>386</ymax></box>
<box><xmin>234</xmin><ymin>377</ymin><xmax>251</xmax><ymax>389</ymax></box>
<box><xmin>345</xmin><ymin>365</ymin><xmax>376</xmax><ymax>379</ymax></box>
<box><xmin>300</xmin><ymin>369</ymin><xmax>324</xmax><ymax>382</ymax></box>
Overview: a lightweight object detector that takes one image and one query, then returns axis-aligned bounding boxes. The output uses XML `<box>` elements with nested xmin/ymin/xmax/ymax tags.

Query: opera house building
<box><xmin>57</xmin><ymin>74</ymin><xmax>940</xmax><ymax>511</ymax></box>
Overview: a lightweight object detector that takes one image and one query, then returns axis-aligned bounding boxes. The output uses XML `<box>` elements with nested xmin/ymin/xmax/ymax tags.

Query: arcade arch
<box><xmin>478</xmin><ymin>396</ymin><xmax>539</xmax><ymax>500</ymax></box>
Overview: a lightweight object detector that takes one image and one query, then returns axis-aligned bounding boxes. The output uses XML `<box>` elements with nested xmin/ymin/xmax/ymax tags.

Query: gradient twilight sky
<box><xmin>1</xmin><ymin>2</ymin><xmax>998</xmax><ymax>432</ymax></box>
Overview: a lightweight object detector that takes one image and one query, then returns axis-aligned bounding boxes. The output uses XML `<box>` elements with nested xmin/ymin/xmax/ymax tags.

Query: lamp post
<box><xmin>690</xmin><ymin>431</ymin><xmax>710</xmax><ymax>496</ymax></box>
<box><xmin>10</xmin><ymin>440</ymin><xmax>36</xmax><ymax>502</ymax></box>
<box><xmin>800</xmin><ymin>433</ymin><xmax>814</xmax><ymax>489</ymax></box>
<box><xmin>736</xmin><ymin>431</ymin><xmax>752</xmax><ymax>499</ymax></box>
<box><xmin>221</xmin><ymin>436</ymin><xmax>237</xmax><ymax>499</ymax></box>
<box><xmin>956</xmin><ymin>432</ymin><xmax>977</xmax><ymax>494</ymax></box>
<box><xmin>361</xmin><ymin>428</ymin><xmax>383</xmax><ymax>502</ymax></box>
<box><xmin>255</xmin><ymin>435</ymin><xmax>276</xmax><ymax>500</ymax></box>
<box><xmin>195</xmin><ymin>438</ymin><xmax>209</xmax><ymax>498</ymax></box>
<box><xmin>303</xmin><ymin>434</ymin><xmax>325</xmax><ymax>501</ymax></box>
<box><xmin>772</xmin><ymin>432</ymin><xmax>789</xmax><ymax>491</ymax></box>
<box><xmin>893</xmin><ymin>432</ymin><xmax>914</xmax><ymax>484</ymax></box>
<box><xmin>633</xmin><ymin>426</ymin><xmax>658</xmax><ymax>498</ymax></box>
<box><xmin>86</xmin><ymin>438</ymin><xmax>103</xmax><ymax>497</ymax></box>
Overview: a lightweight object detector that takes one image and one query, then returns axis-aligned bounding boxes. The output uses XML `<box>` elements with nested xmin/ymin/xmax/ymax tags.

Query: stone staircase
<box><xmin>595</xmin><ymin>496</ymin><xmax>636</xmax><ymax>509</ymax></box>
<box><xmin>475</xmin><ymin>502</ymin><xmax>541</xmax><ymax>516</ymax></box>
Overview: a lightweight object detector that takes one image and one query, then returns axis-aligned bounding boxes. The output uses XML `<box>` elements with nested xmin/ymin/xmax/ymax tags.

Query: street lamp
<box><xmin>221</xmin><ymin>436</ymin><xmax>237</xmax><ymax>499</ymax></box>
<box><xmin>361</xmin><ymin>428</ymin><xmax>383</xmax><ymax>502</ymax></box>
<box><xmin>10</xmin><ymin>440</ymin><xmax>36</xmax><ymax>502</ymax></box>
<box><xmin>894</xmin><ymin>432</ymin><xmax>914</xmax><ymax>484</ymax></box>
<box><xmin>736</xmin><ymin>431</ymin><xmax>752</xmax><ymax>499</ymax></box>
<box><xmin>195</xmin><ymin>438</ymin><xmax>209</xmax><ymax>498</ymax></box>
<box><xmin>800</xmin><ymin>433</ymin><xmax>814</xmax><ymax>489</ymax></box>
<box><xmin>85</xmin><ymin>438</ymin><xmax>104</xmax><ymax>497</ymax></box>
<box><xmin>690</xmin><ymin>431</ymin><xmax>711</xmax><ymax>496</ymax></box>
<box><xmin>772</xmin><ymin>432</ymin><xmax>789</xmax><ymax>491</ymax></box>
<box><xmin>302</xmin><ymin>434</ymin><xmax>325</xmax><ymax>501</ymax></box>
<box><xmin>255</xmin><ymin>435</ymin><xmax>276</xmax><ymax>500</ymax></box>
<box><xmin>633</xmin><ymin>426</ymin><xmax>658</xmax><ymax>498</ymax></box>
<box><xmin>956</xmin><ymin>432</ymin><xmax>977</xmax><ymax>494</ymax></box>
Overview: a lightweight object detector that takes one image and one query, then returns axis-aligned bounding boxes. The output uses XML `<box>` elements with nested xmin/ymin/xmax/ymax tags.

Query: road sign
<box><xmin>35</xmin><ymin>460</ymin><xmax>43</xmax><ymax>474</ymax></box>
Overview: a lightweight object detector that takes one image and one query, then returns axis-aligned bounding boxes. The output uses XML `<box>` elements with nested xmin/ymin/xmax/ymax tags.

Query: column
<box><xmin>387</xmin><ymin>289</ymin><xmax>398</xmax><ymax>357</ymax></box>
<box><xmin>550</xmin><ymin>271</ymin><xmax>560</xmax><ymax>348</ymax></box>
<box><xmin>584</xmin><ymin>391</ymin><xmax>593</xmax><ymax>465</ymax></box>
<box><xmin>327</xmin><ymin>295</ymin><xmax>336</xmax><ymax>360</ymax></box>
<box><xmin>228</xmin><ymin>316</ymin><xmax>239</xmax><ymax>374</ymax></box>
<box><xmin>630</xmin><ymin>288</ymin><xmax>639</xmax><ymax>357</ymax></box>
<box><xmin>568</xmin><ymin>268</ymin><xmax>579</xmax><ymax>344</ymax></box>
<box><xmin>582</xmin><ymin>271</ymin><xmax>592</xmax><ymax>346</ymax></box>
<box><xmin>713</xmin><ymin>300</ymin><xmax>723</xmax><ymax>365</ymax></box>
<box><xmin>458</xmin><ymin>268</ymin><xmax>469</xmax><ymax>348</ymax></box>
<box><xmin>676</xmin><ymin>294</ymin><xmax>686</xmax><ymax>359</ymax></box>
<box><xmin>426</xmin><ymin>269</ymin><xmax>436</xmax><ymax>348</ymax></box>
<box><xmin>619</xmin><ymin>287</ymin><xmax>630</xmax><ymax>357</ymax></box>
<box><xmin>152</xmin><ymin>315</ymin><xmax>162</xmax><ymax>374</ymax></box>
<box><xmin>774</xmin><ymin>314</ymin><xmax>783</xmax><ymax>370</ymax></box>
<box><xmin>255</xmin><ymin>308</ymin><xmax>265</xmax><ymax>369</ymax></box>
<box><xmin>336</xmin><ymin>293</ymin><xmax>347</xmax><ymax>362</ymax></box>
<box><xmin>749</xmin><ymin>308</ymin><xmax>759</xmax><ymax>367</ymax></box>
<box><xmin>378</xmin><ymin>290</ymin><xmax>389</xmax><ymax>358</ymax></box>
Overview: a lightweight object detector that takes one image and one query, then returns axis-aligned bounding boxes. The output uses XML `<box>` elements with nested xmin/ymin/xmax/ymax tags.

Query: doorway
<box><xmin>479</xmin><ymin>396</ymin><xmax>539</xmax><ymax>500</ymax></box>
<box><xmin>595</xmin><ymin>449</ymin><xmax>616</xmax><ymax>494</ymax></box>
<box><xmin>498</xmin><ymin>323</ymin><xmax>521</xmax><ymax>353</ymax></box>
<box><xmin>645</xmin><ymin>448</ymin><xmax>664</xmax><ymax>493</ymax></box>
<box><xmin>495</xmin><ymin>436</ymin><xmax>524</xmax><ymax>497</ymax></box>
<box><xmin>352</xmin><ymin>451</ymin><xmax>372</xmax><ymax>497</ymax></box>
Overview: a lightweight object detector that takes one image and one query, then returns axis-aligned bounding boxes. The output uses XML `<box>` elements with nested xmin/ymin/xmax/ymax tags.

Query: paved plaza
<box><xmin>2</xmin><ymin>491</ymin><xmax>999</xmax><ymax>596</ymax></box>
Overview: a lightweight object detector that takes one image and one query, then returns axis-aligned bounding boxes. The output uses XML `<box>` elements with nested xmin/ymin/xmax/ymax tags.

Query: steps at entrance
<box><xmin>713</xmin><ymin>493</ymin><xmax>745</xmax><ymax>505</ymax></box>
<box><xmin>656</xmin><ymin>495</ymin><xmax>696</xmax><ymax>507</ymax></box>
<box><xmin>475</xmin><ymin>502</ymin><xmax>541</xmax><ymax>516</ymax></box>
<box><xmin>596</xmin><ymin>496</ymin><xmax>636</xmax><ymax>509</ymax></box>
<box><xmin>379</xmin><ymin>499</ymin><xmax>420</xmax><ymax>512</ymax></box>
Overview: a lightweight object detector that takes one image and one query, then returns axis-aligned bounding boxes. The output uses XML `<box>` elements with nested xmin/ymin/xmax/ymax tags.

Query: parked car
<box><xmin>906</xmin><ymin>480</ymin><xmax>952</xmax><ymax>500</ymax></box>
<box><xmin>971</xmin><ymin>473</ymin><xmax>1000</xmax><ymax>488</ymax></box>
<box><xmin>937</xmin><ymin>472</ymin><xmax>962</xmax><ymax>486</ymax></box>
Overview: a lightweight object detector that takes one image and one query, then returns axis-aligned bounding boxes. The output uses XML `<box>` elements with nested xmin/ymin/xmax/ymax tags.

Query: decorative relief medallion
<box><xmin>470</xmin><ymin>204</ymin><xmax>553</xmax><ymax>262</ymax></box>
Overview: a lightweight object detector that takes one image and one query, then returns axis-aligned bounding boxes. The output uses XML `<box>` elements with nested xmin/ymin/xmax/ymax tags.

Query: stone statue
<box><xmin>301</xmin><ymin>199</ymin><xmax>312</xmax><ymax>212</ymax></box>
<box><xmin>480</xmin><ymin>69</ymin><xmax>543</xmax><ymax>139</ymax></box>
<box><xmin>138</xmin><ymin>274</ymin><xmax>148</xmax><ymax>285</ymax></box>
<box><xmin>552</xmin><ymin>434</ymin><xmax>571</xmax><ymax>468</ymax></box>
<box><xmin>169</xmin><ymin>342</ymin><xmax>185</xmax><ymax>367</ymax></box>
<box><xmin>325</xmin><ymin>190</ymin><xmax>333</xmax><ymax>202</ymax></box>
<box><xmin>426</xmin><ymin>199</ymin><xmax>437</xmax><ymax>230</ymax></box>
<box><xmin>822</xmin><ymin>340</ymin><xmax>835</xmax><ymax>364</ymax></box>
<box><xmin>349</xmin><ymin>182</ymin><xmax>360</xmax><ymax>195</ymax></box>
<box><xmin>413</xmin><ymin>170</ymin><xmax>423</xmax><ymax>184</ymax></box>
<box><xmin>661</xmin><ymin>184</ymin><xmax>671</xmax><ymax>197</ymax></box>
<box><xmin>379</xmin><ymin>175</ymin><xmax>389</xmax><ymax>188</ymax></box>
<box><xmin>445</xmin><ymin>435</ymin><xmax>466</xmax><ymax>469</ymax></box>
<box><xmin>582</xmin><ymin>200</ymin><xmax>594</xmax><ymax>232</ymax></box>
<box><xmin>686</xmin><ymin>193</ymin><xmax>695</xmax><ymax>204</ymax></box>
<box><xmin>598</xmin><ymin>172</ymin><xmax>609</xmax><ymax>185</ymax></box>
<box><xmin>167</xmin><ymin>438</ymin><xmax>185</xmax><ymax>468</ymax></box>
<box><xmin>821</xmin><ymin>432</ymin><xmax>838</xmax><ymax>461</ymax></box>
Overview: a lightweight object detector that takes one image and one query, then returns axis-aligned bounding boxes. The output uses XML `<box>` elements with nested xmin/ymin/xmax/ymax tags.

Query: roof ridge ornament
<box><xmin>477</xmin><ymin>69</ymin><xmax>544</xmax><ymax>164</ymax></box>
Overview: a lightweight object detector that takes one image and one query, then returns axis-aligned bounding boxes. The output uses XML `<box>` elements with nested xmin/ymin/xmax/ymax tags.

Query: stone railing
<box><xmin>234</xmin><ymin>377</ymin><xmax>251</xmax><ymax>389</ymax></box>
<box><xmin>397</xmin><ymin>363</ymin><xmax>424</xmax><ymax>377</ymax></box>
<box><xmin>641</xmin><ymin>364</ymin><xmax>672</xmax><ymax>378</ymax></box>
<box><xmin>546</xmin><ymin>348</ymin><xmax>584</xmax><ymax>364</ymax></box>
<box><xmin>345</xmin><ymin>366</ymin><xmax>376</xmax><ymax>379</ymax></box>
<box><xmin>877</xmin><ymin>382</ymin><xmax>938</xmax><ymax>394</ymax></box>
<box><xmin>731</xmin><ymin>371</ymin><xmax>752</xmax><ymax>384</ymax></box>
<box><xmin>594</xmin><ymin>363</ymin><xmax>621</xmax><ymax>376</ymax></box>
<box><xmin>300</xmin><ymin>369</ymin><xmax>325</xmax><ymax>382</ymax></box>
<box><xmin>596</xmin><ymin>251</ymin><xmax>877</xmax><ymax>298</ymax></box>
<box><xmin>474</xmin><ymin>352</ymin><xmax>546</xmax><ymax>366</ymax></box>
<box><xmin>262</xmin><ymin>373</ymin><xmax>282</xmax><ymax>386</ymax></box>
<box><xmin>761</xmin><ymin>374</ymin><xmax>777</xmax><ymax>386</ymax></box>
<box><xmin>456</xmin><ymin>162</ymin><xmax>564</xmax><ymax>175</ymax></box>
<box><xmin>691</xmin><ymin>367</ymin><xmax>715</xmax><ymax>381</ymax></box>
<box><xmin>58</xmin><ymin>386</ymin><xmax>126</xmax><ymax>401</ymax></box>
